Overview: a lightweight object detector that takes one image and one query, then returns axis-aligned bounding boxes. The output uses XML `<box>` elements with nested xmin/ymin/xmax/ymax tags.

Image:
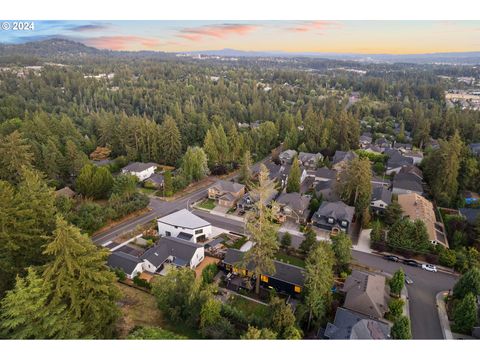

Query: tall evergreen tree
<box><xmin>0</xmin><ymin>130</ymin><xmax>34</xmax><ymax>183</ymax></box>
<box><xmin>159</xmin><ymin>115</ymin><xmax>182</xmax><ymax>166</ymax></box>
<box><xmin>238</xmin><ymin>150</ymin><xmax>253</xmax><ymax>185</ymax></box>
<box><xmin>338</xmin><ymin>157</ymin><xmax>372</xmax><ymax>215</ymax></box>
<box><xmin>286</xmin><ymin>157</ymin><xmax>301</xmax><ymax>193</ymax></box>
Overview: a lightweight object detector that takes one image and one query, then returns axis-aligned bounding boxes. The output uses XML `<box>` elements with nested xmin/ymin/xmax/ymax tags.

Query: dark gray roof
<box><xmin>371</xmin><ymin>187</ymin><xmax>392</xmax><ymax>205</ymax></box>
<box><xmin>223</xmin><ymin>248</ymin><xmax>305</xmax><ymax>286</ymax></box>
<box><xmin>459</xmin><ymin>208</ymin><xmax>480</xmax><ymax>225</ymax></box>
<box><xmin>157</xmin><ymin>209</ymin><xmax>211</xmax><ymax>229</ymax></box>
<box><xmin>122</xmin><ymin>162</ymin><xmax>157</xmax><ymax>173</ymax></box>
<box><xmin>141</xmin><ymin>236</ymin><xmax>203</xmax><ymax>268</ymax></box>
<box><xmin>324</xmin><ymin>308</ymin><xmax>390</xmax><ymax>340</ymax></box>
<box><xmin>298</xmin><ymin>152</ymin><xmax>322</xmax><ymax>163</ymax></box>
<box><xmin>107</xmin><ymin>251</ymin><xmax>141</xmax><ymax>274</ymax></box>
<box><xmin>359</xmin><ymin>133</ymin><xmax>372</xmax><ymax>143</ymax></box>
<box><xmin>387</xmin><ymin>150</ymin><xmax>414</xmax><ymax>169</ymax></box>
<box><xmin>145</xmin><ymin>173</ymin><xmax>164</xmax><ymax>184</ymax></box>
<box><xmin>393</xmin><ymin>142</ymin><xmax>413</xmax><ymax>150</ymax></box>
<box><xmin>469</xmin><ymin>143</ymin><xmax>480</xmax><ymax>156</ymax></box>
<box><xmin>315</xmin><ymin>180</ymin><xmax>341</xmax><ymax>202</ymax></box>
<box><xmin>375</xmin><ymin>137</ymin><xmax>391</xmax><ymax>146</ymax></box>
<box><xmin>332</xmin><ymin>151</ymin><xmax>357</xmax><ymax>165</ymax></box>
<box><xmin>313</xmin><ymin>201</ymin><xmax>354</xmax><ymax>223</ymax></box>
<box><xmin>210</xmin><ymin>180</ymin><xmax>245</xmax><ymax>194</ymax></box>
<box><xmin>276</xmin><ymin>192</ymin><xmax>311</xmax><ymax>213</ymax></box>
<box><xmin>309</xmin><ymin>167</ymin><xmax>337</xmax><ymax>180</ymax></box>
<box><xmin>398</xmin><ymin>165</ymin><xmax>423</xmax><ymax>180</ymax></box>
<box><xmin>392</xmin><ymin>173</ymin><xmax>423</xmax><ymax>193</ymax></box>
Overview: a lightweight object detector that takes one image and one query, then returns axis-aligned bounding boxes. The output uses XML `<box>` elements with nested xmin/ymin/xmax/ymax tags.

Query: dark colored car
<box><xmin>403</xmin><ymin>259</ymin><xmax>421</xmax><ymax>267</ymax></box>
<box><xmin>383</xmin><ymin>255</ymin><xmax>400</xmax><ymax>262</ymax></box>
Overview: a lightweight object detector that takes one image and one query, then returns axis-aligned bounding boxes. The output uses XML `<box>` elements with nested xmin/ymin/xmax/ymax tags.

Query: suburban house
<box><xmin>107</xmin><ymin>251</ymin><xmax>144</xmax><ymax>279</ymax></box>
<box><xmin>221</xmin><ymin>248</ymin><xmax>305</xmax><ymax>297</ymax></box>
<box><xmin>144</xmin><ymin>173</ymin><xmax>164</xmax><ymax>189</ymax></box>
<box><xmin>323</xmin><ymin>307</ymin><xmax>391</xmax><ymax>340</ymax></box>
<box><xmin>398</xmin><ymin>164</ymin><xmax>423</xmax><ymax>181</ymax></box>
<box><xmin>121</xmin><ymin>162</ymin><xmax>158</xmax><ymax>181</ymax></box>
<box><xmin>402</xmin><ymin>150</ymin><xmax>423</xmax><ymax>165</ymax></box>
<box><xmin>342</xmin><ymin>270</ymin><xmax>388</xmax><ymax>319</ymax></box>
<box><xmin>397</xmin><ymin>193</ymin><xmax>448</xmax><ymax>248</ymax></box>
<box><xmin>393</xmin><ymin>142</ymin><xmax>413</xmax><ymax>152</ymax></box>
<box><xmin>279</xmin><ymin>149</ymin><xmax>297</xmax><ymax>164</ymax></box>
<box><xmin>314</xmin><ymin>179</ymin><xmax>341</xmax><ymax>202</ymax></box>
<box><xmin>237</xmin><ymin>190</ymin><xmax>277</xmax><ymax>212</ymax></box>
<box><xmin>312</xmin><ymin>201</ymin><xmax>355</xmax><ymax>234</ymax></box>
<box><xmin>392</xmin><ymin>173</ymin><xmax>423</xmax><ymax>195</ymax></box>
<box><xmin>55</xmin><ymin>186</ymin><xmax>76</xmax><ymax>198</ymax></box>
<box><xmin>274</xmin><ymin>192</ymin><xmax>311</xmax><ymax>223</ymax></box>
<box><xmin>141</xmin><ymin>236</ymin><xmax>205</xmax><ymax>273</ymax></box>
<box><xmin>208</xmin><ymin>180</ymin><xmax>246</xmax><ymax>208</ymax></box>
<box><xmin>332</xmin><ymin>150</ymin><xmax>358</xmax><ymax>172</ymax></box>
<box><xmin>298</xmin><ymin>152</ymin><xmax>323</xmax><ymax>169</ymax></box>
<box><xmin>254</xmin><ymin>161</ymin><xmax>290</xmax><ymax>188</ymax></box>
<box><xmin>157</xmin><ymin>209</ymin><xmax>212</xmax><ymax>243</ymax></box>
<box><xmin>359</xmin><ymin>133</ymin><xmax>373</xmax><ymax>148</ymax></box>
<box><xmin>370</xmin><ymin>186</ymin><xmax>392</xmax><ymax>214</ymax></box>
<box><xmin>375</xmin><ymin>137</ymin><xmax>391</xmax><ymax>149</ymax></box>
<box><xmin>363</xmin><ymin>144</ymin><xmax>383</xmax><ymax>155</ymax></box>
<box><xmin>370</xmin><ymin>174</ymin><xmax>390</xmax><ymax>189</ymax></box>
<box><xmin>385</xmin><ymin>150</ymin><xmax>414</xmax><ymax>175</ymax></box>
<box><xmin>307</xmin><ymin>167</ymin><xmax>337</xmax><ymax>183</ymax></box>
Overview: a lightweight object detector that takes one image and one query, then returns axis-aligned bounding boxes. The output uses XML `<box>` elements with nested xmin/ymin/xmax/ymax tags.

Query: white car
<box><xmin>422</xmin><ymin>264</ymin><xmax>437</xmax><ymax>272</ymax></box>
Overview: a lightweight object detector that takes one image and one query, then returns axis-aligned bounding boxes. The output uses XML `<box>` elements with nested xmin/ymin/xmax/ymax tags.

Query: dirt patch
<box><xmin>194</xmin><ymin>256</ymin><xmax>220</xmax><ymax>278</ymax></box>
<box><xmin>115</xmin><ymin>282</ymin><xmax>164</xmax><ymax>338</ymax></box>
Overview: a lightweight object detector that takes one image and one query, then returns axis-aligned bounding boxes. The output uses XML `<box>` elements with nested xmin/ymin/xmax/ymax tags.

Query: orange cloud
<box><xmin>82</xmin><ymin>35</ymin><xmax>161</xmax><ymax>50</ymax></box>
<box><xmin>288</xmin><ymin>20</ymin><xmax>341</xmax><ymax>33</ymax></box>
<box><xmin>178</xmin><ymin>23</ymin><xmax>258</xmax><ymax>41</ymax></box>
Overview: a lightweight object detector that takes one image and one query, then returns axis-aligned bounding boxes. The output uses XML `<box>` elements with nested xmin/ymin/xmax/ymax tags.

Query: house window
<box><xmin>341</xmin><ymin>220</ymin><xmax>348</xmax><ymax>227</ymax></box>
<box><xmin>165</xmin><ymin>231</ymin><xmax>171</xmax><ymax>236</ymax></box>
<box><xmin>294</xmin><ymin>286</ymin><xmax>301</xmax><ymax>293</ymax></box>
<box><xmin>261</xmin><ymin>275</ymin><xmax>269</xmax><ymax>283</ymax></box>
<box><xmin>195</xmin><ymin>229</ymin><xmax>203</xmax><ymax>234</ymax></box>
<box><xmin>327</xmin><ymin>217</ymin><xmax>334</xmax><ymax>224</ymax></box>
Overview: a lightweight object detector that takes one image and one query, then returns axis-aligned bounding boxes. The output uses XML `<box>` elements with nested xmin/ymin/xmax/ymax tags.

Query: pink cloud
<box><xmin>82</xmin><ymin>35</ymin><xmax>161</xmax><ymax>50</ymax></box>
<box><xmin>178</xmin><ymin>23</ymin><xmax>258</xmax><ymax>41</ymax></box>
<box><xmin>288</xmin><ymin>20</ymin><xmax>341</xmax><ymax>33</ymax></box>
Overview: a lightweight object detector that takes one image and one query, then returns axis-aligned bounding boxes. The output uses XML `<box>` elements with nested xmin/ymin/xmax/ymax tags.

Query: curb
<box><xmin>436</xmin><ymin>291</ymin><xmax>453</xmax><ymax>340</ymax></box>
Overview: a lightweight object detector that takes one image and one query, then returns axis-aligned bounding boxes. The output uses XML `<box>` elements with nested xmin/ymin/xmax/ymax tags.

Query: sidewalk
<box><xmin>436</xmin><ymin>291</ymin><xmax>453</xmax><ymax>340</ymax></box>
<box><xmin>352</xmin><ymin>229</ymin><xmax>373</xmax><ymax>254</ymax></box>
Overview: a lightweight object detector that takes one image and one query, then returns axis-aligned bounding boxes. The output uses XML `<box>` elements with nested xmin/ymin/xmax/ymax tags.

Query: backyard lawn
<box><xmin>115</xmin><ymin>282</ymin><xmax>200</xmax><ymax>339</ymax></box>
<box><xmin>198</xmin><ymin>198</ymin><xmax>216</xmax><ymax>210</ymax></box>
<box><xmin>227</xmin><ymin>294</ymin><xmax>270</xmax><ymax>323</ymax></box>
<box><xmin>223</xmin><ymin>236</ymin><xmax>248</xmax><ymax>250</ymax></box>
<box><xmin>275</xmin><ymin>251</ymin><xmax>306</xmax><ymax>268</ymax></box>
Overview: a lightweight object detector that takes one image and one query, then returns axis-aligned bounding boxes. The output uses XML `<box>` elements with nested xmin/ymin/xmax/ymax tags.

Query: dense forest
<box><xmin>0</xmin><ymin>39</ymin><xmax>480</xmax><ymax>339</ymax></box>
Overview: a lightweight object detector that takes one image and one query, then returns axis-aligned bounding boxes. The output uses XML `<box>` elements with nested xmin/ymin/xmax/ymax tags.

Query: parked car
<box><xmin>383</xmin><ymin>255</ymin><xmax>400</xmax><ymax>262</ymax></box>
<box><xmin>422</xmin><ymin>264</ymin><xmax>437</xmax><ymax>272</ymax></box>
<box><xmin>405</xmin><ymin>275</ymin><xmax>413</xmax><ymax>285</ymax></box>
<box><xmin>402</xmin><ymin>259</ymin><xmax>421</xmax><ymax>267</ymax></box>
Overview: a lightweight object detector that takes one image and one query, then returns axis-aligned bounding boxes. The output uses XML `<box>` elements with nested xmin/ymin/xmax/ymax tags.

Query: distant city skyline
<box><xmin>1</xmin><ymin>20</ymin><xmax>480</xmax><ymax>54</ymax></box>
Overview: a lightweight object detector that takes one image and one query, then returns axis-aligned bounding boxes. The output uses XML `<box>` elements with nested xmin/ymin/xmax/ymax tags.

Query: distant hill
<box><xmin>0</xmin><ymin>39</ymin><xmax>102</xmax><ymax>58</ymax></box>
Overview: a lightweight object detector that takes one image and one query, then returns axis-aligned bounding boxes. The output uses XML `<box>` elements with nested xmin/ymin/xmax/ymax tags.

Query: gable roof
<box><xmin>210</xmin><ymin>180</ymin><xmax>245</xmax><ymax>194</ymax></box>
<box><xmin>324</xmin><ymin>307</ymin><xmax>390</xmax><ymax>340</ymax></box>
<box><xmin>308</xmin><ymin>167</ymin><xmax>337</xmax><ymax>180</ymax></box>
<box><xmin>314</xmin><ymin>201</ymin><xmax>355</xmax><ymax>222</ymax></box>
<box><xmin>122</xmin><ymin>162</ymin><xmax>158</xmax><ymax>173</ymax></box>
<box><xmin>223</xmin><ymin>248</ymin><xmax>305</xmax><ymax>286</ymax></box>
<box><xmin>276</xmin><ymin>192</ymin><xmax>311</xmax><ymax>213</ymax></box>
<box><xmin>298</xmin><ymin>152</ymin><xmax>322</xmax><ymax>163</ymax></box>
<box><xmin>107</xmin><ymin>251</ymin><xmax>142</xmax><ymax>275</ymax></box>
<box><xmin>343</xmin><ymin>270</ymin><xmax>387</xmax><ymax>319</ymax></box>
<box><xmin>279</xmin><ymin>149</ymin><xmax>297</xmax><ymax>159</ymax></box>
<box><xmin>398</xmin><ymin>165</ymin><xmax>423</xmax><ymax>180</ymax></box>
<box><xmin>145</xmin><ymin>173</ymin><xmax>164</xmax><ymax>184</ymax></box>
<box><xmin>393</xmin><ymin>173</ymin><xmax>423</xmax><ymax>193</ymax></box>
<box><xmin>371</xmin><ymin>186</ymin><xmax>392</xmax><ymax>205</ymax></box>
<box><xmin>141</xmin><ymin>236</ymin><xmax>203</xmax><ymax>268</ymax></box>
<box><xmin>157</xmin><ymin>209</ymin><xmax>211</xmax><ymax>229</ymax></box>
<box><xmin>332</xmin><ymin>151</ymin><xmax>357</xmax><ymax>165</ymax></box>
<box><xmin>387</xmin><ymin>150</ymin><xmax>414</xmax><ymax>169</ymax></box>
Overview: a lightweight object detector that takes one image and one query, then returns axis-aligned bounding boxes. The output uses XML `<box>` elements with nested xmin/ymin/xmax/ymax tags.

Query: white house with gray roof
<box><xmin>121</xmin><ymin>162</ymin><xmax>158</xmax><ymax>181</ymax></box>
<box><xmin>157</xmin><ymin>209</ymin><xmax>212</xmax><ymax>243</ymax></box>
<box><xmin>370</xmin><ymin>186</ymin><xmax>392</xmax><ymax>214</ymax></box>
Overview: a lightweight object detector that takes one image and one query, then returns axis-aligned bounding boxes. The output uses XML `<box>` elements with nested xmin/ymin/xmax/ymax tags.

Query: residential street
<box><xmin>92</xmin><ymin>182</ymin><xmax>458</xmax><ymax>340</ymax></box>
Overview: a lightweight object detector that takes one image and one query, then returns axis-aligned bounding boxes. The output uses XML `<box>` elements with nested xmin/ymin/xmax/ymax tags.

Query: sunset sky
<box><xmin>2</xmin><ymin>20</ymin><xmax>480</xmax><ymax>54</ymax></box>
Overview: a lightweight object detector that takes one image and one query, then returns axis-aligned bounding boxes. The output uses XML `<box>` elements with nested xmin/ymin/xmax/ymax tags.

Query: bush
<box><xmin>391</xmin><ymin>316</ymin><xmax>412</xmax><ymax>339</ymax></box>
<box><xmin>439</xmin><ymin>249</ymin><xmax>457</xmax><ymax>268</ymax></box>
<box><xmin>452</xmin><ymin>292</ymin><xmax>478</xmax><ymax>334</ymax></box>
<box><xmin>387</xmin><ymin>298</ymin><xmax>404</xmax><ymax>321</ymax></box>
<box><xmin>201</xmin><ymin>263</ymin><xmax>218</xmax><ymax>284</ymax></box>
<box><xmin>114</xmin><ymin>268</ymin><xmax>126</xmax><ymax>281</ymax></box>
<box><xmin>133</xmin><ymin>275</ymin><xmax>151</xmax><ymax>289</ymax></box>
<box><xmin>389</xmin><ymin>269</ymin><xmax>405</xmax><ymax>297</ymax></box>
<box><xmin>72</xmin><ymin>201</ymin><xmax>107</xmax><ymax>233</ymax></box>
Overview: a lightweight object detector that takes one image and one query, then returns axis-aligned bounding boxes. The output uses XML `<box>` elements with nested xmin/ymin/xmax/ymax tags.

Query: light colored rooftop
<box><xmin>157</xmin><ymin>209</ymin><xmax>211</xmax><ymax>229</ymax></box>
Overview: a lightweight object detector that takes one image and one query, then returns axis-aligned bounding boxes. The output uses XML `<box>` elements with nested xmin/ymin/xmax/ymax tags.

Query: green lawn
<box><xmin>224</xmin><ymin>236</ymin><xmax>248</xmax><ymax>250</ymax></box>
<box><xmin>227</xmin><ymin>294</ymin><xmax>270</xmax><ymax>322</ymax></box>
<box><xmin>198</xmin><ymin>198</ymin><xmax>216</xmax><ymax>210</ymax></box>
<box><xmin>275</xmin><ymin>251</ymin><xmax>306</xmax><ymax>268</ymax></box>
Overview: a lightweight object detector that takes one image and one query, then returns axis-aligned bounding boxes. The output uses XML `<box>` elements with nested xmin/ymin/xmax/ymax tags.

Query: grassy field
<box><xmin>115</xmin><ymin>283</ymin><xmax>200</xmax><ymax>339</ymax></box>
<box><xmin>275</xmin><ymin>251</ymin><xmax>306</xmax><ymax>268</ymax></box>
<box><xmin>198</xmin><ymin>198</ymin><xmax>216</xmax><ymax>210</ymax></box>
<box><xmin>227</xmin><ymin>294</ymin><xmax>270</xmax><ymax>322</ymax></box>
<box><xmin>224</xmin><ymin>236</ymin><xmax>248</xmax><ymax>250</ymax></box>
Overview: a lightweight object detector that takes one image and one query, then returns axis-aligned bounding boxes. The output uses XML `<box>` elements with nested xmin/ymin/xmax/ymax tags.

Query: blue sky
<box><xmin>1</xmin><ymin>20</ymin><xmax>479</xmax><ymax>54</ymax></box>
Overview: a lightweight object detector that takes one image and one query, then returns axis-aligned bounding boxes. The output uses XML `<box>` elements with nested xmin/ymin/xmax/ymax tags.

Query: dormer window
<box><xmin>327</xmin><ymin>217</ymin><xmax>334</xmax><ymax>224</ymax></box>
<box><xmin>341</xmin><ymin>220</ymin><xmax>348</xmax><ymax>228</ymax></box>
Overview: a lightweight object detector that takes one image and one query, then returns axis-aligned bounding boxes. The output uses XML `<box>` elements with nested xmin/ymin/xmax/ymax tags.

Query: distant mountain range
<box><xmin>1</xmin><ymin>39</ymin><xmax>480</xmax><ymax>65</ymax></box>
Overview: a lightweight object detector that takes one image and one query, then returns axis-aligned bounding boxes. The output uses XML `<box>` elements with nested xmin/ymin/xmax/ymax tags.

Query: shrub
<box><xmin>387</xmin><ymin>298</ymin><xmax>404</xmax><ymax>321</ymax></box>
<box><xmin>133</xmin><ymin>275</ymin><xmax>151</xmax><ymax>289</ymax></box>
<box><xmin>201</xmin><ymin>263</ymin><xmax>218</xmax><ymax>284</ymax></box>
<box><xmin>389</xmin><ymin>269</ymin><xmax>405</xmax><ymax>297</ymax></box>
<box><xmin>452</xmin><ymin>292</ymin><xmax>477</xmax><ymax>334</ymax></box>
<box><xmin>114</xmin><ymin>268</ymin><xmax>126</xmax><ymax>281</ymax></box>
<box><xmin>439</xmin><ymin>249</ymin><xmax>457</xmax><ymax>268</ymax></box>
<box><xmin>391</xmin><ymin>316</ymin><xmax>412</xmax><ymax>339</ymax></box>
